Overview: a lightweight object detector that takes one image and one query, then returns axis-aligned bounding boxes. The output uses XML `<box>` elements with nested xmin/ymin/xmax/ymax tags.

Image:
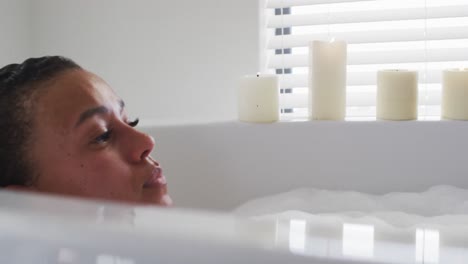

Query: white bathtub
<box><xmin>1</xmin><ymin>190</ymin><xmax>382</xmax><ymax>264</ymax></box>
<box><xmin>1</xmin><ymin>120</ymin><xmax>468</xmax><ymax>264</ymax></box>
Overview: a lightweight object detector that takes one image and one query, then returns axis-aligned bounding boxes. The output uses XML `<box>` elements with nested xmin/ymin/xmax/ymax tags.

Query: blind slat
<box><xmin>280</xmin><ymin>90</ymin><xmax>441</xmax><ymax>108</ymax></box>
<box><xmin>267</xmin><ymin>0</ymin><xmax>375</xmax><ymax>9</ymax></box>
<box><xmin>281</xmin><ymin>106</ymin><xmax>441</xmax><ymax>119</ymax></box>
<box><xmin>269</xmin><ymin>47</ymin><xmax>468</xmax><ymax>68</ymax></box>
<box><xmin>279</xmin><ymin>70</ymin><xmax>443</xmax><ymax>88</ymax></box>
<box><xmin>267</xmin><ymin>5</ymin><xmax>468</xmax><ymax>28</ymax></box>
<box><xmin>268</xmin><ymin>26</ymin><xmax>468</xmax><ymax>49</ymax></box>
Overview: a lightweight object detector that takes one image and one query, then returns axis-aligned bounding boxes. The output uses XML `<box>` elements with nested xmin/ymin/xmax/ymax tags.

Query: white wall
<box><xmin>0</xmin><ymin>0</ymin><xmax>31</xmax><ymax>66</ymax></box>
<box><xmin>29</xmin><ymin>0</ymin><xmax>260</xmax><ymax>122</ymax></box>
<box><xmin>144</xmin><ymin>121</ymin><xmax>468</xmax><ymax>211</ymax></box>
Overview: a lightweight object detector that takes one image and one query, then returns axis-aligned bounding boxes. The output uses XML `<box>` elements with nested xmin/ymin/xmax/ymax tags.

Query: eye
<box><xmin>127</xmin><ymin>118</ymin><xmax>139</xmax><ymax>127</ymax></box>
<box><xmin>94</xmin><ymin>130</ymin><xmax>113</xmax><ymax>144</ymax></box>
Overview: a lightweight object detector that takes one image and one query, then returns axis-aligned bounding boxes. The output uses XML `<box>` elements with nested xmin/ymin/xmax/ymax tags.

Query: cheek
<box><xmin>77</xmin><ymin>152</ymin><xmax>139</xmax><ymax>197</ymax></box>
<box><xmin>33</xmin><ymin>129</ymin><xmax>140</xmax><ymax>200</ymax></box>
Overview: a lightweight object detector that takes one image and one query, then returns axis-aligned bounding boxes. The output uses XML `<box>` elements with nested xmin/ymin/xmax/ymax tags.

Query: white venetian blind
<box><xmin>263</xmin><ymin>0</ymin><xmax>468</xmax><ymax>120</ymax></box>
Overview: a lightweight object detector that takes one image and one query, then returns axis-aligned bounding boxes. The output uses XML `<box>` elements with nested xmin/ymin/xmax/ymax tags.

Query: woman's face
<box><xmin>28</xmin><ymin>69</ymin><xmax>171</xmax><ymax>206</ymax></box>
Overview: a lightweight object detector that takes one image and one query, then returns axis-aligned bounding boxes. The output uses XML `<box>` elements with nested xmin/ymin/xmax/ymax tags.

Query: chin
<box><xmin>140</xmin><ymin>190</ymin><xmax>172</xmax><ymax>206</ymax></box>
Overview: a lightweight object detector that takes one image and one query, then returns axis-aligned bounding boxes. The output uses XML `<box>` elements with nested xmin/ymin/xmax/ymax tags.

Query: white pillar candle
<box><xmin>377</xmin><ymin>70</ymin><xmax>418</xmax><ymax>121</ymax></box>
<box><xmin>309</xmin><ymin>40</ymin><xmax>347</xmax><ymax>120</ymax></box>
<box><xmin>442</xmin><ymin>68</ymin><xmax>468</xmax><ymax>120</ymax></box>
<box><xmin>238</xmin><ymin>74</ymin><xmax>279</xmax><ymax>123</ymax></box>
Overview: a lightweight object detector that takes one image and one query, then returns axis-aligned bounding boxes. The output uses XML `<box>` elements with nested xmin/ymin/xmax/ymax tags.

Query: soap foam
<box><xmin>234</xmin><ymin>185</ymin><xmax>468</xmax><ymax>229</ymax></box>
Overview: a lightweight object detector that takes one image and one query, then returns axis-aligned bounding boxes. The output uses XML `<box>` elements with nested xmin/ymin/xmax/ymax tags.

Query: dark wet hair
<box><xmin>0</xmin><ymin>56</ymin><xmax>81</xmax><ymax>187</ymax></box>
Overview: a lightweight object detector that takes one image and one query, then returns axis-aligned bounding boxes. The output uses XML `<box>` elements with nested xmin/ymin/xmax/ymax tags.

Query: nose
<box><xmin>125</xmin><ymin>128</ymin><xmax>155</xmax><ymax>163</ymax></box>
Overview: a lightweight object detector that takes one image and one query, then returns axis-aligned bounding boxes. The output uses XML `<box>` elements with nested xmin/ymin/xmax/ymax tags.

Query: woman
<box><xmin>0</xmin><ymin>56</ymin><xmax>172</xmax><ymax>206</ymax></box>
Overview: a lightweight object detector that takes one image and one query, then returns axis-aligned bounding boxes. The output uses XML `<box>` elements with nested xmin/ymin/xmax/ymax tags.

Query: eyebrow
<box><xmin>74</xmin><ymin>99</ymin><xmax>125</xmax><ymax>128</ymax></box>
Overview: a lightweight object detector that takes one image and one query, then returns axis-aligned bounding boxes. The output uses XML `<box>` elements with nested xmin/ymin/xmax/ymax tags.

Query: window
<box><xmin>262</xmin><ymin>0</ymin><xmax>468</xmax><ymax>120</ymax></box>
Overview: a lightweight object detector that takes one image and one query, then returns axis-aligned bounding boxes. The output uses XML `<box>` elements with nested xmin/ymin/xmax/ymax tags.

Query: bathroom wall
<box><xmin>0</xmin><ymin>0</ymin><xmax>31</xmax><ymax>66</ymax></box>
<box><xmin>29</xmin><ymin>0</ymin><xmax>260</xmax><ymax>122</ymax></box>
<box><xmin>144</xmin><ymin>121</ymin><xmax>468</xmax><ymax>211</ymax></box>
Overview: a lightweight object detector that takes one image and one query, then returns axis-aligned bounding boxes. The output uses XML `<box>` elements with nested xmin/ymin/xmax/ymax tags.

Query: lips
<box><xmin>143</xmin><ymin>167</ymin><xmax>167</xmax><ymax>188</ymax></box>
<box><xmin>143</xmin><ymin>158</ymin><xmax>172</xmax><ymax>206</ymax></box>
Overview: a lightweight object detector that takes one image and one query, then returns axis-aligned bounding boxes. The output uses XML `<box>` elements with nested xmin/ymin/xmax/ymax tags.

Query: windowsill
<box><xmin>139</xmin><ymin>117</ymin><xmax>468</xmax><ymax>128</ymax></box>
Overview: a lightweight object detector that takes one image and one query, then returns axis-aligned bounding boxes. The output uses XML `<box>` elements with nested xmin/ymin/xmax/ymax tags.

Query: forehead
<box><xmin>35</xmin><ymin>69</ymin><xmax>120</xmax><ymax>129</ymax></box>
